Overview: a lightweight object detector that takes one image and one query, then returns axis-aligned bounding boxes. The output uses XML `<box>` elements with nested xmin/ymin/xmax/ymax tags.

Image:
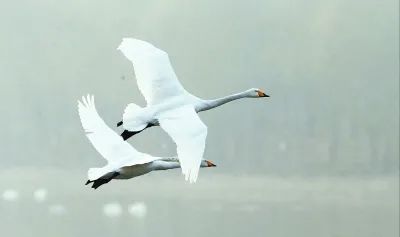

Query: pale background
<box><xmin>0</xmin><ymin>0</ymin><xmax>398</xmax><ymax>237</ymax></box>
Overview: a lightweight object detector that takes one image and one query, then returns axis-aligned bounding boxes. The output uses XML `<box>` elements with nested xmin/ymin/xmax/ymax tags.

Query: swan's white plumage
<box><xmin>118</xmin><ymin>38</ymin><xmax>207</xmax><ymax>183</ymax></box>
<box><xmin>159</xmin><ymin>105</ymin><xmax>207</xmax><ymax>183</ymax></box>
<box><xmin>78</xmin><ymin>95</ymin><xmax>157</xmax><ymax>180</ymax></box>
<box><xmin>118</xmin><ymin>38</ymin><xmax>187</xmax><ymax>106</ymax></box>
<box><xmin>122</xmin><ymin>103</ymin><xmax>149</xmax><ymax>131</ymax></box>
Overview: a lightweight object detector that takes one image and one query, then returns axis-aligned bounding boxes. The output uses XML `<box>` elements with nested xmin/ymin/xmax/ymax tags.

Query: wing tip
<box><xmin>117</xmin><ymin>37</ymin><xmax>135</xmax><ymax>51</ymax></box>
<box><xmin>182</xmin><ymin>167</ymin><xmax>199</xmax><ymax>184</ymax></box>
<box><xmin>117</xmin><ymin>37</ymin><xmax>160</xmax><ymax>55</ymax></box>
<box><xmin>78</xmin><ymin>94</ymin><xmax>95</xmax><ymax>109</ymax></box>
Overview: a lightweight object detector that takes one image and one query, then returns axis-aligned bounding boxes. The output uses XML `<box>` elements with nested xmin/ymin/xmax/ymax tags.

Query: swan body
<box><xmin>78</xmin><ymin>95</ymin><xmax>215</xmax><ymax>189</ymax></box>
<box><xmin>117</xmin><ymin>38</ymin><xmax>268</xmax><ymax>183</ymax></box>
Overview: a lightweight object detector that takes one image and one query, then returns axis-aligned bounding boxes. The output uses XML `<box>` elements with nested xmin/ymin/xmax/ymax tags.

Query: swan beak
<box><xmin>206</xmin><ymin>160</ymin><xmax>217</xmax><ymax>167</ymax></box>
<box><xmin>257</xmin><ymin>90</ymin><xmax>269</xmax><ymax>97</ymax></box>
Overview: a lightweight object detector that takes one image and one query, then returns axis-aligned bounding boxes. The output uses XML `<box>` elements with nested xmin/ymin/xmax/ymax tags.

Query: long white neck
<box><xmin>197</xmin><ymin>91</ymin><xmax>250</xmax><ymax>112</ymax></box>
<box><xmin>152</xmin><ymin>159</ymin><xmax>209</xmax><ymax>171</ymax></box>
<box><xmin>152</xmin><ymin>160</ymin><xmax>180</xmax><ymax>171</ymax></box>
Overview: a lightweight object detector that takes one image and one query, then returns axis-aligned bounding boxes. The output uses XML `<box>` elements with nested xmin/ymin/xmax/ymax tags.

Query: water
<box><xmin>0</xmin><ymin>169</ymin><xmax>398</xmax><ymax>237</ymax></box>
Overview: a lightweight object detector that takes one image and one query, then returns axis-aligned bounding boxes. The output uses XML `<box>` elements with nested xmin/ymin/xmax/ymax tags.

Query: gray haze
<box><xmin>0</xmin><ymin>0</ymin><xmax>398</xmax><ymax>237</ymax></box>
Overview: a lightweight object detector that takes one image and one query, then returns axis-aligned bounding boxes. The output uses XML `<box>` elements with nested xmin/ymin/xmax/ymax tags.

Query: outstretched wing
<box><xmin>117</xmin><ymin>38</ymin><xmax>187</xmax><ymax>105</ymax></box>
<box><xmin>158</xmin><ymin>105</ymin><xmax>207</xmax><ymax>183</ymax></box>
<box><xmin>78</xmin><ymin>95</ymin><xmax>155</xmax><ymax>165</ymax></box>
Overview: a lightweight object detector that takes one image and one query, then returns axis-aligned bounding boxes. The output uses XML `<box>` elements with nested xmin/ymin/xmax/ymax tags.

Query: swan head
<box><xmin>201</xmin><ymin>160</ymin><xmax>217</xmax><ymax>168</ymax></box>
<box><xmin>247</xmin><ymin>88</ymin><xmax>269</xmax><ymax>98</ymax></box>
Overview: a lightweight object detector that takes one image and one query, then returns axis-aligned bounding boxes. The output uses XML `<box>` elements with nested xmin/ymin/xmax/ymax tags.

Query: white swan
<box><xmin>117</xmin><ymin>38</ymin><xmax>268</xmax><ymax>183</ymax></box>
<box><xmin>78</xmin><ymin>95</ymin><xmax>216</xmax><ymax>189</ymax></box>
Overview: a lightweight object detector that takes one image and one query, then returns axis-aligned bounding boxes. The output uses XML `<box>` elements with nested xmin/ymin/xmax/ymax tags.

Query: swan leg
<box><xmin>91</xmin><ymin>179</ymin><xmax>111</xmax><ymax>189</ymax></box>
<box><xmin>121</xmin><ymin>130</ymin><xmax>141</xmax><ymax>140</ymax></box>
<box><xmin>87</xmin><ymin>172</ymin><xmax>120</xmax><ymax>189</ymax></box>
<box><xmin>120</xmin><ymin>123</ymin><xmax>155</xmax><ymax>140</ymax></box>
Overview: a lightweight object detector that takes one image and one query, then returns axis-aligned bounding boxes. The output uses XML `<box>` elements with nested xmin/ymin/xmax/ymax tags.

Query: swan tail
<box><xmin>122</xmin><ymin>103</ymin><xmax>149</xmax><ymax>132</ymax></box>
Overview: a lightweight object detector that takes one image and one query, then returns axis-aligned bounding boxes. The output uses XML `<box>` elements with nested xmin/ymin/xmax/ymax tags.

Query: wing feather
<box><xmin>117</xmin><ymin>38</ymin><xmax>187</xmax><ymax>105</ymax></box>
<box><xmin>78</xmin><ymin>95</ymin><xmax>155</xmax><ymax>165</ymax></box>
<box><xmin>159</xmin><ymin>105</ymin><xmax>207</xmax><ymax>183</ymax></box>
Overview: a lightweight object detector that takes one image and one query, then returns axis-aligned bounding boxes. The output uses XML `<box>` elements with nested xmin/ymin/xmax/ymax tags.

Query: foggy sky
<box><xmin>0</xmin><ymin>0</ymin><xmax>398</xmax><ymax>175</ymax></box>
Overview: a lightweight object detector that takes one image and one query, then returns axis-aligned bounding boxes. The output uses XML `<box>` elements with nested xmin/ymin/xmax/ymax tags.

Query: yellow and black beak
<box><xmin>257</xmin><ymin>90</ymin><xmax>269</xmax><ymax>97</ymax></box>
<box><xmin>206</xmin><ymin>160</ymin><xmax>217</xmax><ymax>167</ymax></box>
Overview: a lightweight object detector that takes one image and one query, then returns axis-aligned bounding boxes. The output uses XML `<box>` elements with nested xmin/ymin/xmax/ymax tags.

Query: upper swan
<box><xmin>117</xmin><ymin>38</ymin><xmax>269</xmax><ymax>183</ymax></box>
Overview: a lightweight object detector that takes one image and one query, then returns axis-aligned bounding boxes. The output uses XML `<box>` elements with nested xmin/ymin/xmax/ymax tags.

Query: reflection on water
<box><xmin>103</xmin><ymin>202</ymin><xmax>123</xmax><ymax>218</ymax></box>
<box><xmin>48</xmin><ymin>204</ymin><xmax>67</xmax><ymax>216</ymax></box>
<box><xmin>0</xmin><ymin>171</ymin><xmax>398</xmax><ymax>237</ymax></box>
<box><xmin>128</xmin><ymin>202</ymin><xmax>147</xmax><ymax>219</ymax></box>
<box><xmin>33</xmin><ymin>188</ymin><xmax>48</xmax><ymax>203</ymax></box>
<box><xmin>2</xmin><ymin>189</ymin><xmax>19</xmax><ymax>202</ymax></box>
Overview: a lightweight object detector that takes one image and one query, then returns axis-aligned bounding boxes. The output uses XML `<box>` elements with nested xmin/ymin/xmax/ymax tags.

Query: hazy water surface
<box><xmin>1</xmin><ymin>170</ymin><xmax>398</xmax><ymax>237</ymax></box>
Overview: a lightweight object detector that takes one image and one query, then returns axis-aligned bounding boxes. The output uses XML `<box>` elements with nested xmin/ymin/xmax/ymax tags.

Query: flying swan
<box><xmin>117</xmin><ymin>38</ymin><xmax>269</xmax><ymax>183</ymax></box>
<box><xmin>78</xmin><ymin>95</ymin><xmax>216</xmax><ymax>189</ymax></box>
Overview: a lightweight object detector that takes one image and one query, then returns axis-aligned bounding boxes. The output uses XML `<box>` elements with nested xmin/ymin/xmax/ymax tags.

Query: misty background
<box><xmin>0</xmin><ymin>0</ymin><xmax>398</xmax><ymax>237</ymax></box>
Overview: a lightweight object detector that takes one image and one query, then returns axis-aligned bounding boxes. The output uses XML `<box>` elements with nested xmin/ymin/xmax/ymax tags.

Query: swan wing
<box><xmin>78</xmin><ymin>95</ymin><xmax>155</xmax><ymax>165</ymax></box>
<box><xmin>117</xmin><ymin>38</ymin><xmax>187</xmax><ymax>105</ymax></box>
<box><xmin>159</xmin><ymin>105</ymin><xmax>207</xmax><ymax>183</ymax></box>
